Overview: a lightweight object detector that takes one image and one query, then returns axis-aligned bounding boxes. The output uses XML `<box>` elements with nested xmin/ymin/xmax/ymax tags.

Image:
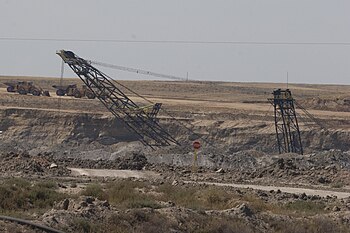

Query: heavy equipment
<box><xmin>4</xmin><ymin>81</ymin><xmax>50</xmax><ymax>96</ymax></box>
<box><xmin>268</xmin><ymin>89</ymin><xmax>303</xmax><ymax>155</ymax></box>
<box><xmin>57</xmin><ymin>50</ymin><xmax>179</xmax><ymax>148</ymax></box>
<box><xmin>52</xmin><ymin>84</ymin><xmax>96</xmax><ymax>99</ymax></box>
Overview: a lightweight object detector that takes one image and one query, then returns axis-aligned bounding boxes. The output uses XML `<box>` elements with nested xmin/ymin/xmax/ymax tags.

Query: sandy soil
<box><xmin>1</xmin><ymin>76</ymin><xmax>350</xmax><ymax>232</ymax></box>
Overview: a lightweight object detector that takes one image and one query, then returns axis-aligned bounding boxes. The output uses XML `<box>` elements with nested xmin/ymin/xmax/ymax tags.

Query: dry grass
<box><xmin>156</xmin><ymin>183</ymin><xmax>238</xmax><ymax>210</ymax></box>
<box><xmin>80</xmin><ymin>180</ymin><xmax>329</xmax><ymax>217</ymax></box>
<box><xmin>283</xmin><ymin>200</ymin><xmax>326</xmax><ymax>215</ymax></box>
<box><xmin>80</xmin><ymin>180</ymin><xmax>160</xmax><ymax>209</ymax></box>
<box><xmin>270</xmin><ymin>217</ymin><xmax>349</xmax><ymax>233</ymax></box>
<box><xmin>0</xmin><ymin>178</ymin><xmax>66</xmax><ymax>212</ymax></box>
<box><xmin>84</xmin><ymin>209</ymin><xmax>257</xmax><ymax>233</ymax></box>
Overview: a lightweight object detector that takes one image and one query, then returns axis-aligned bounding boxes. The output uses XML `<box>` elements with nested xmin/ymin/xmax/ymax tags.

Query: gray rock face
<box><xmin>234</xmin><ymin>203</ymin><xmax>254</xmax><ymax>217</ymax></box>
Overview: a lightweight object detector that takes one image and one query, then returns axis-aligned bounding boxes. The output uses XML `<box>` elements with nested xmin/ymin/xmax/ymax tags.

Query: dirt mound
<box><xmin>218</xmin><ymin>150</ymin><xmax>268</xmax><ymax>171</ymax></box>
<box><xmin>42</xmin><ymin>197</ymin><xmax>262</xmax><ymax>233</ymax></box>
<box><xmin>42</xmin><ymin>196</ymin><xmax>111</xmax><ymax>231</ymax></box>
<box><xmin>0</xmin><ymin>152</ymin><xmax>70</xmax><ymax>177</ymax></box>
<box><xmin>39</xmin><ymin>193</ymin><xmax>349</xmax><ymax>233</ymax></box>
<box><xmin>56</xmin><ymin>153</ymin><xmax>148</xmax><ymax>170</ymax></box>
<box><xmin>245</xmin><ymin>150</ymin><xmax>350</xmax><ymax>185</ymax></box>
<box><xmin>223</xmin><ymin>150</ymin><xmax>350</xmax><ymax>173</ymax></box>
<box><xmin>150</xmin><ymin>150</ymin><xmax>350</xmax><ymax>187</ymax></box>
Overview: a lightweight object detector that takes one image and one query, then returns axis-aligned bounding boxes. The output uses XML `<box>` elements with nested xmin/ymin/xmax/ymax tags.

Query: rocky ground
<box><xmin>0</xmin><ymin>78</ymin><xmax>350</xmax><ymax>232</ymax></box>
<box><xmin>0</xmin><ymin>149</ymin><xmax>350</xmax><ymax>232</ymax></box>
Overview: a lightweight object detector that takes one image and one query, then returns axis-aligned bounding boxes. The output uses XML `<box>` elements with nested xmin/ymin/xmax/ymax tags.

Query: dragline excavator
<box><xmin>57</xmin><ymin>50</ymin><xmax>179</xmax><ymax>149</ymax></box>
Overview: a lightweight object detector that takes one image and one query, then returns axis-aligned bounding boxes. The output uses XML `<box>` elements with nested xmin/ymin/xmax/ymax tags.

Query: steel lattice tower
<box><xmin>268</xmin><ymin>89</ymin><xmax>303</xmax><ymax>155</ymax></box>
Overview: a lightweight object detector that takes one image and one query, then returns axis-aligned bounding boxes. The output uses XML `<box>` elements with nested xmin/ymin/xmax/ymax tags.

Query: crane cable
<box><xmin>90</xmin><ymin>60</ymin><xmax>190</xmax><ymax>81</ymax></box>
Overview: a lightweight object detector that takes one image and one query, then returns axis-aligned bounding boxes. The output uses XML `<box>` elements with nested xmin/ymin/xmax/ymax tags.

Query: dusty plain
<box><xmin>0</xmin><ymin>76</ymin><xmax>350</xmax><ymax>232</ymax></box>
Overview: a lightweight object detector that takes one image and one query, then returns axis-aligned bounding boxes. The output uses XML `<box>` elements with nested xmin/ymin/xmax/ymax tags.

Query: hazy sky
<box><xmin>0</xmin><ymin>0</ymin><xmax>349</xmax><ymax>84</ymax></box>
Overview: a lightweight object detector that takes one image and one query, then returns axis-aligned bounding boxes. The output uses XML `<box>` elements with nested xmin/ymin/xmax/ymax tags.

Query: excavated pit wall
<box><xmin>0</xmin><ymin>108</ymin><xmax>349</xmax><ymax>167</ymax></box>
<box><xmin>0</xmin><ymin>108</ymin><xmax>139</xmax><ymax>153</ymax></box>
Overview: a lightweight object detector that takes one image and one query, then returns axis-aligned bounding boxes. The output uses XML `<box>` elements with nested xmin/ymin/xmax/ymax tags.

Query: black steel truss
<box><xmin>268</xmin><ymin>89</ymin><xmax>303</xmax><ymax>155</ymax></box>
<box><xmin>57</xmin><ymin>50</ymin><xmax>179</xmax><ymax>149</ymax></box>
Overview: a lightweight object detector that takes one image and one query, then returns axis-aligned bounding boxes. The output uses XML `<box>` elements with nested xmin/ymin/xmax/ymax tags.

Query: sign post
<box><xmin>192</xmin><ymin>141</ymin><xmax>201</xmax><ymax>172</ymax></box>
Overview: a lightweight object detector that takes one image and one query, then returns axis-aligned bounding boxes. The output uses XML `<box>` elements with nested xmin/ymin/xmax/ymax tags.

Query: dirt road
<box><xmin>187</xmin><ymin>181</ymin><xmax>350</xmax><ymax>199</ymax></box>
<box><xmin>69</xmin><ymin>168</ymin><xmax>159</xmax><ymax>179</ymax></box>
<box><xmin>69</xmin><ymin>168</ymin><xmax>350</xmax><ymax>199</ymax></box>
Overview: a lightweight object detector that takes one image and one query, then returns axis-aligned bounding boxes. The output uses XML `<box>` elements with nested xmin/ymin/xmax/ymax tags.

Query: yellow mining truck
<box><xmin>52</xmin><ymin>84</ymin><xmax>96</xmax><ymax>99</ymax></box>
<box><xmin>4</xmin><ymin>81</ymin><xmax>50</xmax><ymax>96</ymax></box>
